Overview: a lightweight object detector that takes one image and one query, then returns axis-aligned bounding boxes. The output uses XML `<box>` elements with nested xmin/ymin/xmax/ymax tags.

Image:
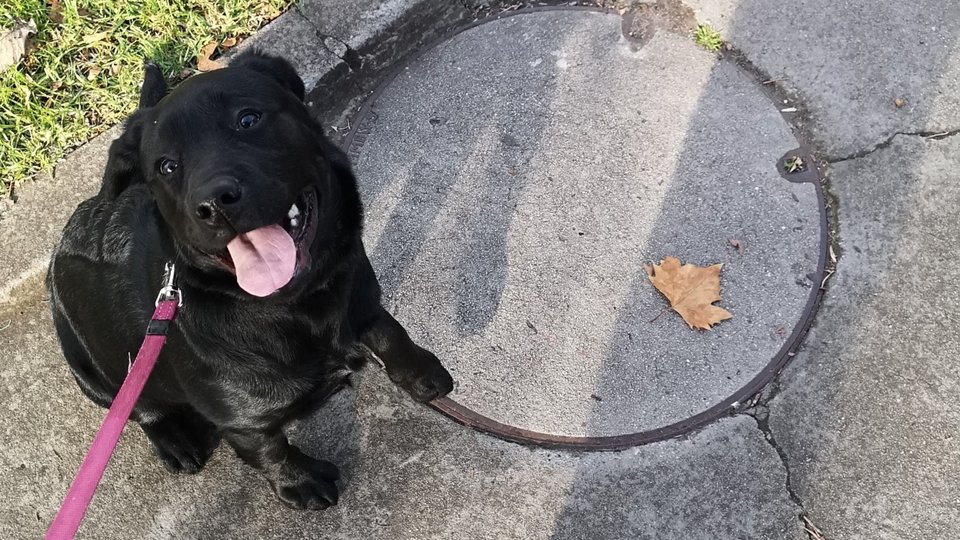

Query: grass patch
<box><xmin>694</xmin><ymin>24</ymin><xmax>723</xmax><ymax>52</ymax></box>
<box><xmin>0</xmin><ymin>0</ymin><xmax>292</xmax><ymax>196</ymax></box>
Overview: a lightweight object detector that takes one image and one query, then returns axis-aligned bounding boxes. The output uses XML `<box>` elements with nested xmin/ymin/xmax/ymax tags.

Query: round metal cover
<box><xmin>346</xmin><ymin>8</ymin><xmax>825</xmax><ymax>449</ymax></box>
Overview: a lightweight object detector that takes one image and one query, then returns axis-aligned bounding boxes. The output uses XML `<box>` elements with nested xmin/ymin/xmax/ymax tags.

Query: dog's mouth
<box><xmin>213</xmin><ymin>188</ymin><xmax>319</xmax><ymax>297</ymax></box>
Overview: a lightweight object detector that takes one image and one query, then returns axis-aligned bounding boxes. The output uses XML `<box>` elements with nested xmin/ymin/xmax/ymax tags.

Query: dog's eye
<box><xmin>159</xmin><ymin>159</ymin><xmax>178</xmax><ymax>175</ymax></box>
<box><xmin>237</xmin><ymin>111</ymin><xmax>261</xmax><ymax>130</ymax></box>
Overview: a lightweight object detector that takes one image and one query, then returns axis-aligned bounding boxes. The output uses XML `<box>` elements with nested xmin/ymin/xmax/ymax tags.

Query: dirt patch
<box><xmin>0</xmin><ymin>270</ymin><xmax>48</xmax><ymax>322</ymax></box>
<box><xmin>472</xmin><ymin>1</ymin><xmax>698</xmax><ymax>49</ymax></box>
<box><xmin>624</xmin><ymin>0</ymin><xmax>699</xmax><ymax>47</ymax></box>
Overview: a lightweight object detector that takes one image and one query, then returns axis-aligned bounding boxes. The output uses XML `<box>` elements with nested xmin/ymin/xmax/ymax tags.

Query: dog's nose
<box><xmin>195</xmin><ymin>177</ymin><xmax>242</xmax><ymax>225</ymax></box>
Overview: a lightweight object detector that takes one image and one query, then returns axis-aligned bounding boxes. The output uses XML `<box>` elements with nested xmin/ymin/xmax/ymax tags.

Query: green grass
<box><xmin>694</xmin><ymin>24</ymin><xmax>723</xmax><ymax>52</ymax></box>
<box><xmin>0</xmin><ymin>0</ymin><xmax>293</xmax><ymax>195</ymax></box>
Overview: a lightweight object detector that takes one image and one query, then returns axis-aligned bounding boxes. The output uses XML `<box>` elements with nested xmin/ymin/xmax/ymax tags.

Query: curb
<box><xmin>0</xmin><ymin>0</ymin><xmax>479</xmax><ymax>306</ymax></box>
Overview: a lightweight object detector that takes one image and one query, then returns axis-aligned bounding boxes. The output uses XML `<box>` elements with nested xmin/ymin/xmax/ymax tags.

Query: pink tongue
<box><xmin>226</xmin><ymin>224</ymin><xmax>297</xmax><ymax>297</ymax></box>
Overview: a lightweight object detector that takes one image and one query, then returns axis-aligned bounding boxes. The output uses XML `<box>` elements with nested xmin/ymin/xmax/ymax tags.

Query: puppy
<box><xmin>46</xmin><ymin>51</ymin><xmax>454</xmax><ymax>509</ymax></box>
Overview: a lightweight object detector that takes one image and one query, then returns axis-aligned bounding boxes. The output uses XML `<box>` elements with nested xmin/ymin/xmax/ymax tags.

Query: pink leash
<box><xmin>46</xmin><ymin>263</ymin><xmax>182</xmax><ymax>540</ymax></box>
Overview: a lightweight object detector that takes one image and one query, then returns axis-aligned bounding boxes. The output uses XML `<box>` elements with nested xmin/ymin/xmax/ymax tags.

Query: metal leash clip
<box><xmin>154</xmin><ymin>261</ymin><xmax>183</xmax><ymax>307</ymax></box>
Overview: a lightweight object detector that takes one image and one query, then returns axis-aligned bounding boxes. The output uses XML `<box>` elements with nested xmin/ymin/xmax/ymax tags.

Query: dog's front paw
<box><xmin>390</xmin><ymin>347</ymin><xmax>454</xmax><ymax>402</ymax></box>
<box><xmin>269</xmin><ymin>448</ymin><xmax>340</xmax><ymax>510</ymax></box>
<box><xmin>140</xmin><ymin>412</ymin><xmax>220</xmax><ymax>474</ymax></box>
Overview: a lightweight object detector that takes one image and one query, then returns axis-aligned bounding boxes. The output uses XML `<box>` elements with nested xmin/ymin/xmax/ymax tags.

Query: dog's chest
<box><xmin>170</xmin><ymin>301</ymin><xmax>356</xmax><ymax>415</ymax></box>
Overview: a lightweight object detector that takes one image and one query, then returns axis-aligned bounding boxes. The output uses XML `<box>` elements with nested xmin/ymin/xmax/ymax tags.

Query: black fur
<box><xmin>46</xmin><ymin>51</ymin><xmax>453</xmax><ymax>510</ymax></box>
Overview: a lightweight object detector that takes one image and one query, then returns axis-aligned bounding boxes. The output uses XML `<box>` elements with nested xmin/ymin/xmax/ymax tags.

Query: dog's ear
<box><xmin>139</xmin><ymin>61</ymin><xmax>167</xmax><ymax>108</ymax></box>
<box><xmin>229</xmin><ymin>50</ymin><xmax>305</xmax><ymax>101</ymax></box>
<box><xmin>317</xmin><ymin>137</ymin><xmax>364</xmax><ymax>233</ymax></box>
<box><xmin>99</xmin><ymin>111</ymin><xmax>146</xmax><ymax>200</ymax></box>
<box><xmin>100</xmin><ymin>62</ymin><xmax>166</xmax><ymax>199</ymax></box>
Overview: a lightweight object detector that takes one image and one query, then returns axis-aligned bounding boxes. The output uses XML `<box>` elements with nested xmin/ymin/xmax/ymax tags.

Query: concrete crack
<box><xmin>746</xmin><ymin>405</ymin><xmax>803</xmax><ymax>507</ymax></box>
<box><xmin>293</xmin><ymin>7</ymin><xmax>362</xmax><ymax>71</ymax></box>
<box><xmin>743</xmin><ymin>403</ymin><xmax>830</xmax><ymax>540</ymax></box>
<box><xmin>827</xmin><ymin>128</ymin><xmax>960</xmax><ymax>164</ymax></box>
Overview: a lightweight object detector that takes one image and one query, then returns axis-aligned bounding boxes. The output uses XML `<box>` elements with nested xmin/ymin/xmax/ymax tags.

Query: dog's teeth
<box><xmin>290</xmin><ymin>218</ymin><xmax>299</xmax><ymax>228</ymax></box>
<box><xmin>287</xmin><ymin>204</ymin><xmax>300</xmax><ymax>219</ymax></box>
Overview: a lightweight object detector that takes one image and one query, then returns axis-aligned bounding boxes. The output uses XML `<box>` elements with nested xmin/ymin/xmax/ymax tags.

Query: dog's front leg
<box><xmin>222</xmin><ymin>428</ymin><xmax>339</xmax><ymax>510</ymax></box>
<box><xmin>360</xmin><ymin>307</ymin><xmax>454</xmax><ymax>402</ymax></box>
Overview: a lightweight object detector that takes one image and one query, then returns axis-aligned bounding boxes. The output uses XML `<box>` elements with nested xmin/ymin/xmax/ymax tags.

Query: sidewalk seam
<box><xmin>0</xmin><ymin>258</ymin><xmax>50</xmax><ymax>306</ymax></box>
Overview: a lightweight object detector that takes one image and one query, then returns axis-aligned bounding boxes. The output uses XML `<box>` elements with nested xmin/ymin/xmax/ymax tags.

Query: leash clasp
<box><xmin>154</xmin><ymin>262</ymin><xmax>183</xmax><ymax>307</ymax></box>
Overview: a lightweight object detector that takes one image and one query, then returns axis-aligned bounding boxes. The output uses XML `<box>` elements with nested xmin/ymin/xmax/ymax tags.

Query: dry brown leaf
<box><xmin>646</xmin><ymin>256</ymin><xmax>733</xmax><ymax>330</ymax></box>
<box><xmin>0</xmin><ymin>20</ymin><xmax>37</xmax><ymax>73</ymax></box>
<box><xmin>49</xmin><ymin>0</ymin><xmax>64</xmax><ymax>25</ymax></box>
<box><xmin>221</xmin><ymin>37</ymin><xmax>238</xmax><ymax>48</ymax></box>
<box><xmin>197</xmin><ymin>41</ymin><xmax>223</xmax><ymax>72</ymax></box>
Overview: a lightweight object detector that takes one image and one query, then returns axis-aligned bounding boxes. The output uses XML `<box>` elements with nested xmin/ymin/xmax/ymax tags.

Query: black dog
<box><xmin>46</xmin><ymin>52</ymin><xmax>453</xmax><ymax>509</ymax></box>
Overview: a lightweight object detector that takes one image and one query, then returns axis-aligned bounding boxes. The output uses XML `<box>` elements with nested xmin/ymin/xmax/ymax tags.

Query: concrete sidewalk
<box><xmin>2</xmin><ymin>1</ymin><xmax>959</xmax><ymax>539</ymax></box>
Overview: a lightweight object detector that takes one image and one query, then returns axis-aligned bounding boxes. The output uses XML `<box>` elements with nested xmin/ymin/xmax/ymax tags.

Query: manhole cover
<box><xmin>346</xmin><ymin>8</ymin><xmax>825</xmax><ymax>449</ymax></box>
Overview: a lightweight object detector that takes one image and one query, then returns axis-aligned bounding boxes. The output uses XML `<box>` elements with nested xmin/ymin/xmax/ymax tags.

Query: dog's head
<box><xmin>103</xmin><ymin>51</ymin><xmax>359</xmax><ymax>298</ymax></box>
